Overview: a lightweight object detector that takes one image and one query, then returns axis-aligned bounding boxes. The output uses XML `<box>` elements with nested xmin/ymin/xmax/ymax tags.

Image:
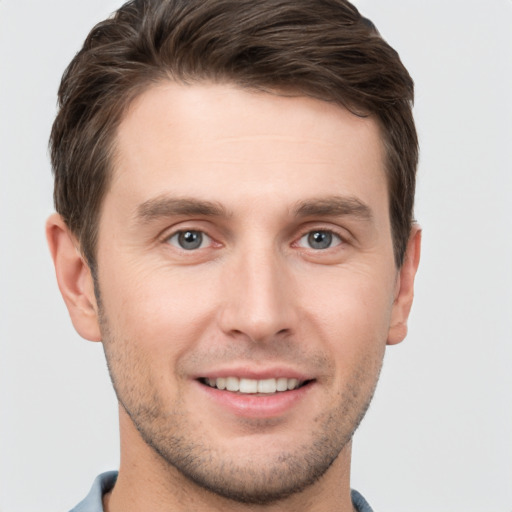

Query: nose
<box><xmin>217</xmin><ymin>242</ymin><xmax>297</xmax><ymax>343</ymax></box>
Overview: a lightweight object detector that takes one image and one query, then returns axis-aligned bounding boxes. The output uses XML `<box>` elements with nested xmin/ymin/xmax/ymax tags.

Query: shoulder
<box><xmin>351</xmin><ymin>489</ymin><xmax>375</xmax><ymax>512</ymax></box>
<box><xmin>69</xmin><ymin>471</ymin><xmax>118</xmax><ymax>512</ymax></box>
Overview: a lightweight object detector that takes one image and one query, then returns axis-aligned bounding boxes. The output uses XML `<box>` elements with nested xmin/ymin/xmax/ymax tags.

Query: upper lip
<box><xmin>193</xmin><ymin>365</ymin><xmax>313</xmax><ymax>381</ymax></box>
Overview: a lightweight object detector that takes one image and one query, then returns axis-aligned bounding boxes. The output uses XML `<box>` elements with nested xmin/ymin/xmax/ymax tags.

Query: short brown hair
<box><xmin>50</xmin><ymin>0</ymin><xmax>417</xmax><ymax>269</ymax></box>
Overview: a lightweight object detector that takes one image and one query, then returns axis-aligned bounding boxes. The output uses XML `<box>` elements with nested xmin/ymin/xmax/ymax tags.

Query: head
<box><xmin>51</xmin><ymin>0</ymin><xmax>417</xmax><ymax>273</ymax></box>
<box><xmin>47</xmin><ymin>0</ymin><xmax>420</xmax><ymax>508</ymax></box>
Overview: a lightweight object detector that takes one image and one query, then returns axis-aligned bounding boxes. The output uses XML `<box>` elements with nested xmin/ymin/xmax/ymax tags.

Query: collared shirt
<box><xmin>70</xmin><ymin>471</ymin><xmax>375</xmax><ymax>512</ymax></box>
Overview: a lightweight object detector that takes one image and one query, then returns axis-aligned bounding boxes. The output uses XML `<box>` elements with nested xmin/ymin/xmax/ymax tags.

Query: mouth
<box><xmin>196</xmin><ymin>373</ymin><xmax>316</xmax><ymax>418</ymax></box>
<box><xmin>198</xmin><ymin>376</ymin><xmax>312</xmax><ymax>394</ymax></box>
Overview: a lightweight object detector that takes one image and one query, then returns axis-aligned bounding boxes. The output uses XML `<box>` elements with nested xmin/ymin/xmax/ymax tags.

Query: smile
<box><xmin>201</xmin><ymin>377</ymin><xmax>306</xmax><ymax>394</ymax></box>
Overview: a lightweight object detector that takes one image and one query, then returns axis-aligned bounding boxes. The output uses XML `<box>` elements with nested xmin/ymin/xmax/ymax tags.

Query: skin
<box><xmin>47</xmin><ymin>82</ymin><xmax>420</xmax><ymax>512</ymax></box>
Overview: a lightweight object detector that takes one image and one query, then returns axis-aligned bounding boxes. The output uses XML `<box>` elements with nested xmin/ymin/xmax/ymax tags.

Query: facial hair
<box><xmin>98</xmin><ymin>299</ymin><xmax>384</xmax><ymax>505</ymax></box>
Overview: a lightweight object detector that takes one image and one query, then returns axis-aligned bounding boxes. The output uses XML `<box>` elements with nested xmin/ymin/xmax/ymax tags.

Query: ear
<box><xmin>387</xmin><ymin>225</ymin><xmax>421</xmax><ymax>345</ymax></box>
<box><xmin>46</xmin><ymin>213</ymin><xmax>101</xmax><ymax>342</ymax></box>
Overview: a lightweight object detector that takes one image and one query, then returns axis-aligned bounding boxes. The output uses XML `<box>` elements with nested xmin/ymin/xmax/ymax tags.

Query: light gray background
<box><xmin>1</xmin><ymin>1</ymin><xmax>511</xmax><ymax>511</ymax></box>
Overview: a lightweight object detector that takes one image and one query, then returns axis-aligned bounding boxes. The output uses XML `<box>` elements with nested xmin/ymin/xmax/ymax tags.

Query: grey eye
<box><xmin>298</xmin><ymin>230</ymin><xmax>341</xmax><ymax>250</ymax></box>
<box><xmin>168</xmin><ymin>230</ymin><xmax>209</xmax><ymax>250</ymax></box>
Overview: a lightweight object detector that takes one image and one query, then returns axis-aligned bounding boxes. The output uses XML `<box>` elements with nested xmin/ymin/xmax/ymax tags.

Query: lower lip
<box><xmin>195</xmin><ymin>381</ymin><xmax>314</xmax><ymax>419</ymax></box>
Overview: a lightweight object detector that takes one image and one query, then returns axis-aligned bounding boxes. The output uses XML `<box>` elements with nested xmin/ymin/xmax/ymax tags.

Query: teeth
<box><xmin>287</xmin><ymin>378</ymin><xmax>298</xmax><ymax>390</ymax></box>
<box><xmin>204</xmin><ymin>377</ymin><xmax>303</xmax><ymax>394</ymax></box>
<box><xmin>226</xmin><ymin>377</ymin><xmax>239</xmax><ymax>392</ymax></box>
<box><xmin>258</xmin><ymin>378</ymin><xmax>276</xmax><ymax>393</ymax></box>
<box><xmin>239</xmin><ymin>378</ymin><xmax>258</xmax><ymax>393</ymax></box>
<box><xmin>276</xmin><ymin>377</ymin><xmax>288</xmax><ymax>392</ymax></box>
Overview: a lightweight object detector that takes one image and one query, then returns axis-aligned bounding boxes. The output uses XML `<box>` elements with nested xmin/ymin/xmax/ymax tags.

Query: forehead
<box><xmin>109</xmin><ymin>81</ymin><xmax>387</xmax><ymax>218</ymax></box>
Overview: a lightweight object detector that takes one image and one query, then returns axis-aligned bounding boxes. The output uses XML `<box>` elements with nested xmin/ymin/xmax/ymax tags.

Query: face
<box><xmin>95</xmin><ymin>82</ymin><xmax>399</xmax><ymax>503</ymax></box>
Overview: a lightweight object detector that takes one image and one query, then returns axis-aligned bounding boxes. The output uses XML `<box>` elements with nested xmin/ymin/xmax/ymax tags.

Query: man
<box><xmin>46</xmin><ymin>0</ymin><xmax>420</xmax><ymax>510</ymax></box>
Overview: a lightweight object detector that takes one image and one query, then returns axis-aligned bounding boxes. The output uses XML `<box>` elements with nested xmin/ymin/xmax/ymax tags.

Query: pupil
<box><xmin>308</xmin><ymin>231</ymin><xmax>331</xmax><ymax>249</ymax></box>
<box><xmin>179</xmin><ymin>231</ymin><xmax>202</xmax><ymax>250</ymax></box>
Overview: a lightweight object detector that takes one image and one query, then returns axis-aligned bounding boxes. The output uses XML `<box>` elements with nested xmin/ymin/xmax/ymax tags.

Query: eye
<box><xmin>167</xmin><ymin>230</ymin><xmax>211</xmax><ymax>250</ymax></box>
<box><xmin>297</xmin><ymin>230</ymin><xmax>342</xmax><ymax>250</ymax></box>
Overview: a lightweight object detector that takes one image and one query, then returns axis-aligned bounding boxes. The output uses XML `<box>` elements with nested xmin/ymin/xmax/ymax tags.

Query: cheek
<box><xmin>98</xmin><ymin>259</ymin><xmax>220</xmax><ymax>356</ymax></box>
<box><xmin>305</xmin><ymin>265</ymin><xmax>395</xmax><ymax>330</ymax></box>
<box><xmin>300</xmin><ymin>266</ymin><xmax>395</xmax><ymax>366</ymax></box>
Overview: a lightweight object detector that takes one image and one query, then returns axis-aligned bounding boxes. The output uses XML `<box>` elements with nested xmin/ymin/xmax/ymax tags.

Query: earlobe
<box><xmin>46</xmin><ymin>213</ymin><xmax>102</xmax><ymax>342</ymax></box>
<box><xmin>387</xmin><ymin>225</ymin><xmax>421</xmax><ymax>345</ymax></box>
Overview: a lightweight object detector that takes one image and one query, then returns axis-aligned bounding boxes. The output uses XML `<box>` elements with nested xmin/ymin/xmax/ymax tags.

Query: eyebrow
<box><xmin>136</xmin><ymin>196</ymin><xmax>230</xmax><ymax>223</ymax></box>
<box><xmin>135</xmin><ymin>194</ymin><xmax>373</xmax><ymax>224</ymax></box>
<box><xmin>293</xmin><ymin>196</ymin><xmax>373</xmax><ymax>221</ymax></box>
